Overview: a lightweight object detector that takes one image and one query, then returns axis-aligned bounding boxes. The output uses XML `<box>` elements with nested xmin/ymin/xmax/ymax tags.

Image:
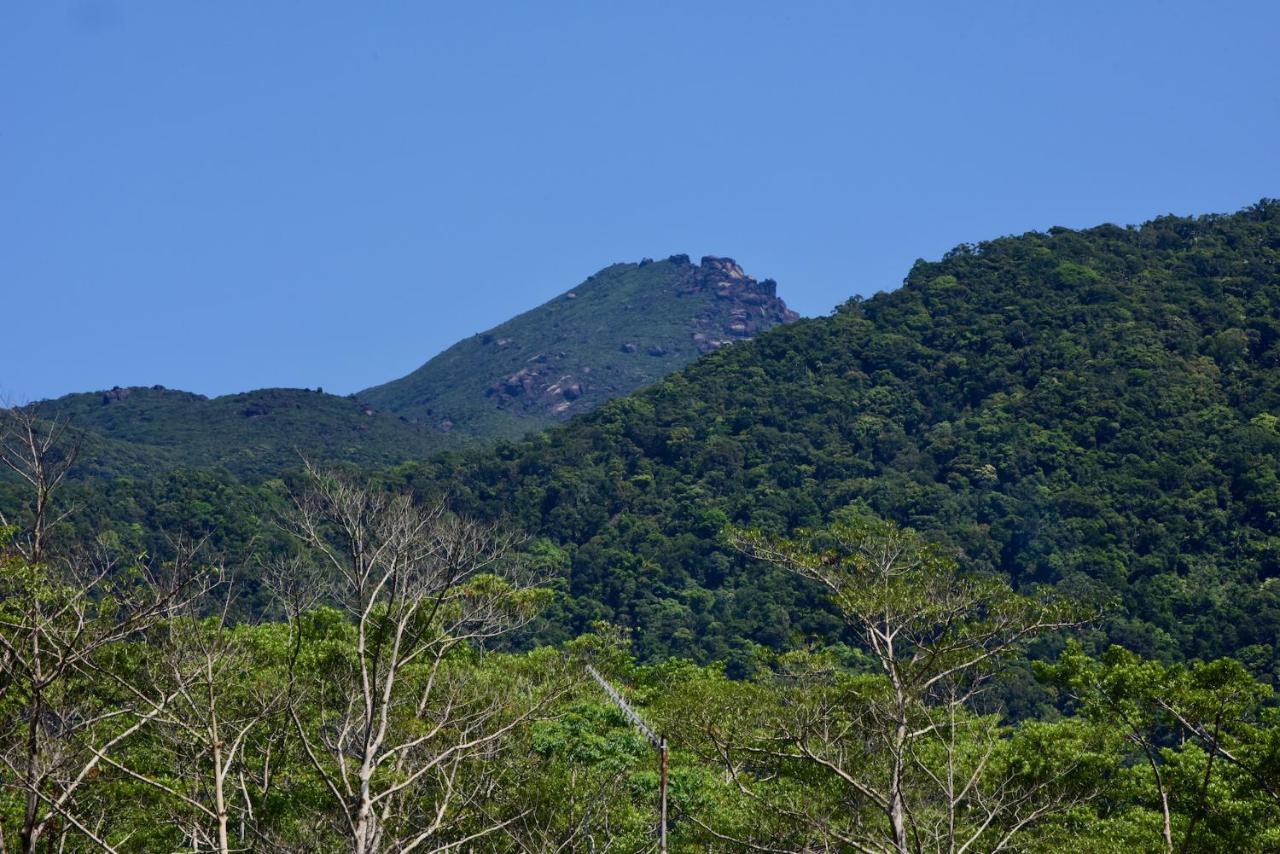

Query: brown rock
<box><xmin>700</xmin><ymin>256</ymin><xmax>747</xmax><ymax>280</ymax></box>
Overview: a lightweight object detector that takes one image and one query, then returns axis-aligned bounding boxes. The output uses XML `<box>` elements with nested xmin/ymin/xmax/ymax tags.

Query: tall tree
<box><xmin>82</xmin><ymin>579</ymin><xmax>292</xmax><ymax>854</ymax></box>
<box><xmin>707</xmin><ymin>509</ymin><xmax>1088</xmax><ymax>853</ymax></box>
<box><xmin>1039</xmin><ymin>643</ymin><xmax>1280</xmax><ymax>852</ymax></box>
<box><xmin>280</xmin><ymin>463</ymin><xmax>560</xmax><ymax>853</ymax></box>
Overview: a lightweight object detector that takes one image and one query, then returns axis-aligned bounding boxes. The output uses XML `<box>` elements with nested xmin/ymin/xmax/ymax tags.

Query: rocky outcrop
<box><xmin>102</xmin><ymin>386</ymin><xmax>132</xmax><ymax>404</ymax></box>
<box><xmin>685</xmin><ymin>256</ymin><xmax>799</xmax><ymax>353</ymax></box>
<box><xmin>486</xmin><ymin>357</ymin><xmax>590</xmax><ymax>417</ymax></box>
<box><xmin>474</xmin><ymin>254</ymin><xmax>797</xmax><ymax>422</ymax></box>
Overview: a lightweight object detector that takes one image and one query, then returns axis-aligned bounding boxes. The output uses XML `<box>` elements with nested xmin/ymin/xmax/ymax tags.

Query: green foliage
<box><xmin>29</xmin><ymin>386</ymin><xmax>462</xmax><ymax>481</ymax></box>
<box><xmin>14</xmin><ymin>202</ymin><xmax>1280</xmax><ymax>678</ymax></box>
<box><xmin>9</xmin><ymin>203</ymin><xmax>1280</xmax><ymax>849</ymax></box>
<box><xmin>383</xmin><ymin>200</ymin><xmax>1280</xmax><ymax>673</ymax></box>
<box><xmin>3</xmin><ymin>576</ymin><xmax>1279</xmax><ymax>850</ymax></box>
<box><xmin>1037</xmin><ymin>642</ymin><xmax>1280</xmax><ymax>851</ymax></box>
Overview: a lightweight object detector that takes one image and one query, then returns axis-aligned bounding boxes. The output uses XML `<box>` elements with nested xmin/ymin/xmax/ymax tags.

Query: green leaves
<box><xmin>1037</xmin><ymin>642</ymin><xmax>1280</xmax><ymax>850</ymax></box>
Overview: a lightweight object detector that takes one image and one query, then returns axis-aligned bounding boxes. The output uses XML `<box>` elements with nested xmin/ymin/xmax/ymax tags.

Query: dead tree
<box><xmin>79</xmin><ymin>573</ymin><xmax>292</xmax><ymax>854</ymax></box>
<box><xmin>280</xmin><ymin>463</ymin><xmax>560</xmax><ymax>853</ymax></box>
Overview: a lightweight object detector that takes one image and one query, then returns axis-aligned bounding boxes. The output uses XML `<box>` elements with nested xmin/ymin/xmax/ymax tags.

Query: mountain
<box><xmin>18</xmin><ymin>202</ymin><xmax>1280</xmax><ymax>680</ymax></box>
<box><xmin>357</xmin><ymin>254</ymin><xmax>798</xmax><ymax>438</ymax></box>
<box><xmin>27</xmin><ymin>255</ymin><xmax>796</xmax><ymax>481</ymax></box>
<box><xmin>388</xmin><ymin>201</ymin><xmax>1280</xmax><ymax>674</ymax></box>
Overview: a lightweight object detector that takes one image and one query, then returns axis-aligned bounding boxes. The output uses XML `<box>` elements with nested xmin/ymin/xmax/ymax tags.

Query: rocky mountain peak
<box><xmin>685</xmin><ymin>257</ymin><xmax>799</xmax><ymax>353</ymax></box>
<box><xmin>358</xmin><ymin>254</ymin><xmax>800</xmax><ymax>437</ymax></box>
<box><xmin>699</xmin><ymin>255</ymin><xmax>748</xmax><ymax>280</ymax></box>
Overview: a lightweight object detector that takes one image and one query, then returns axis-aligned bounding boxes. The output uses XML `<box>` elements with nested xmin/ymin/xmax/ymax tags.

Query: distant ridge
<box><xmin>25</xmin><ymin>255</ymin><xmax>797</xmax><ymax>479</ymax></box>
<box><xmin>28</xmin><ymin>386</ymin><xmax>453</xmax><ymax>480</ymax></box>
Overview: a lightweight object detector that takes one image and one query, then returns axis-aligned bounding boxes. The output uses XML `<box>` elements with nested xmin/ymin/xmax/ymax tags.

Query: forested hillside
<box><xmin>5</xmin><ymin>444</ymin><xmax>1279</xmax><ymax>851</ymax></box>
<box><xmin>6</xmin><ymin>202</ymin><xmax>1280</xmax><ymax>851</ymax></box>
<box><xmin>390</xmin><ymin>201</ymin><xmax>1280</xmax><ymax>673</ymax></box>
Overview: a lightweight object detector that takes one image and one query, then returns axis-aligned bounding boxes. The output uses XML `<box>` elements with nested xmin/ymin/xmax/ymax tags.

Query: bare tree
<box><xmin>0</xmin><ymin>406</ymin><xmax>78</xmax><ymax>568</ymax></box>
<box><xmin>712</xmin><ymin>510</ymin><xmax>1090</xmax><ymax>854</ymax></box>
<box><xmin>0</xmin><ymin>407</ymin><xmax>209</xmax><ymax>853</ymax></box>
<box><xmin>494</xmin><ymin>763</ymin><xmax>639</xmax><ymax>854</ymax></box>
<box><xmin>83</xmin><ymin>574</ymin><xmax>292</xmax><ymax>854</ymax></box>
<box><xmin>279</xmin><ymin>463</ymin><xmax>561</xmax><ymax>853</ymax></box>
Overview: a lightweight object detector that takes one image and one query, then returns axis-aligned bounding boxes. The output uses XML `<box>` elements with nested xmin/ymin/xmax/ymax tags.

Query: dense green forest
<box><xmin>395</xmin><ymin>200</ymin><xmax>1280</xmax><ymax>674</ymax></box>
<box><xmin>2</xmin><ymin>425</ymin><xmax>1279</xmax><ymax>852</ymax></box>
<box><xmin>5</xmin><ymin>202</ymin><xmax>1280</xmax><ymax>850</ymax></box>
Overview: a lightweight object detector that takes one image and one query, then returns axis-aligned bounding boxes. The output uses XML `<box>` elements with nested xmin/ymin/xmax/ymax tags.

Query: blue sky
<box><xmin>3</xmin><ymin>1</ymin><xmax>1278</xmax><ymax>401</ymax></box>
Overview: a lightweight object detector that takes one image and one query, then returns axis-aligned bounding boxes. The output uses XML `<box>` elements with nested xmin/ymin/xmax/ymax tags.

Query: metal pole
<box><xmin>659</xmin><ymin>735</ymin><xmax>669</xmax><ymax>854</ymax></box>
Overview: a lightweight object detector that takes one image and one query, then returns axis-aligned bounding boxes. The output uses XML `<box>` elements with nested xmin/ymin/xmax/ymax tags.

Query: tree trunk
<box><xmin>890</xmin><ymin>720</ymin><xmax>910</xmax><ymax>854</ymax></box>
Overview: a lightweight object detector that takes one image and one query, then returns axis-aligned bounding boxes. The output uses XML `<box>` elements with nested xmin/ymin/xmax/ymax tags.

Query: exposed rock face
<box><xmin>487</xmin><ymin>364</ymin><xmax>591</xmax><ymax>413</ymax></box>
<box><xmin>699</xmin><ymin>256</ymin><xmax>748</xmax><ymax>281</ymax></box>
<box><xmin>685</xmin><ymin>256</ymin><xmax>800</xmax><ymax>353</ymax></box>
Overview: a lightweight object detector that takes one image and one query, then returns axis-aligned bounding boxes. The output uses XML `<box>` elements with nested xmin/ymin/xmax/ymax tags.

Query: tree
<box><xmin>1039</xmin><ymin>643</ymin><xmax>1280</xmax><ymax>852</ymax></box>
<box><xmin>80</xmin><ymin>579</ymin><xmax>293</xmax><ymax>853</ymax></box>
<box><xmin>709</xmin><ymin>509</ymin><xmax>1088</xmax><ymax>853</ymax></box>
<box><xmin>280</xmin><ymin>463</ymin><xmax>560</xmax><ymax>853</ymax></box>
<box><xmin>0</xmin><ymin>408</ymin><xmax>208</xmax><ymax>852</ymax></box>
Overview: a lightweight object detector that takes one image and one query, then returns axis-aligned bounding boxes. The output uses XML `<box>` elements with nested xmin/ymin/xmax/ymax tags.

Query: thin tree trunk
<box><xmin>890</xmin><ymin>718</ymin><xmax>909</xmax><ymax>854</ymax></box>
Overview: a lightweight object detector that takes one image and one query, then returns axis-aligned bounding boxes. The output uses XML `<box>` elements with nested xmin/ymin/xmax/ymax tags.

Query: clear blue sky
<box><xmin>4</xmin><ymin>1</ymin><xmax>1278</xmax><ymax>402</ymax></box>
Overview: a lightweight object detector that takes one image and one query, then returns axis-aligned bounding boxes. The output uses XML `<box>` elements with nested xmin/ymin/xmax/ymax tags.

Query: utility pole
<box><xmin>659</xmin><ymin>735</ymin><xmax>668</xmax><ymax>853</ymax></box>
<box><xmin>586</xmin><ymin>665</ymin><xmax>668</xmax><ymax>853</ymax></box>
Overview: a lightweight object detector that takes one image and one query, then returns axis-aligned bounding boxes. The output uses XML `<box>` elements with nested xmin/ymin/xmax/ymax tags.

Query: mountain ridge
<box><xmin>17</xmin><ymin>201</ymin><xmax>1280</xmax><ymax>677</ymax></box>
<box><xmin>382</xmin><ymin>200</ymin><xmax>1280</xmax><ymax>671</ymax></box>
<box><xmin>24</xmin><ymin>254</ymin><xmax>797</xmax><ymax>479</ymax></box>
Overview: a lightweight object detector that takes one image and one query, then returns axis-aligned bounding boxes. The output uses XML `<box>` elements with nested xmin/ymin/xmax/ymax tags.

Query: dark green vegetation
<box><xmin>6</xmin><ymin>202</ymin><xmax>1280</xmax><ymax>849</ymax></box>
<box><xmin>4</xmin><ymin>457</ymin><xmax>1279</xmax><ymax>851</ymax></box>
<box><xmin>390</xmin><ymin>200</ymin><xmax>1280</xmax><ymax>676</ymax></box>
<box><xmin>31</xmin><ymin>386</ymin><xmax>454</xmax><ymax>480</ymax></box>
<box><xmin>21</xmin><ymin>203</ymin><xmax>1280</xmax><ymax>678</ymax></box>
<box><xmin>358</xmin><ymin>254</ymin><xmax>797</xmax><ymax>438</ymax></box>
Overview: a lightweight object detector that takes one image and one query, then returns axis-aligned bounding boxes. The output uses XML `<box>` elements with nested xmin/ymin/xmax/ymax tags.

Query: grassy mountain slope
<box><xmin>33</xmin><ymin>386</ymin><xmax>457</xmax><ymax>480</ymax></box>
<box><xmin>357</xmin><ymin>254</ymin><xmax>797</xmax><ymax>438</ymax></box>
<box><xmin>393</xmin><ymin>201</ymin><xmax>1280</xmax><ymax>674</ymax></box>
